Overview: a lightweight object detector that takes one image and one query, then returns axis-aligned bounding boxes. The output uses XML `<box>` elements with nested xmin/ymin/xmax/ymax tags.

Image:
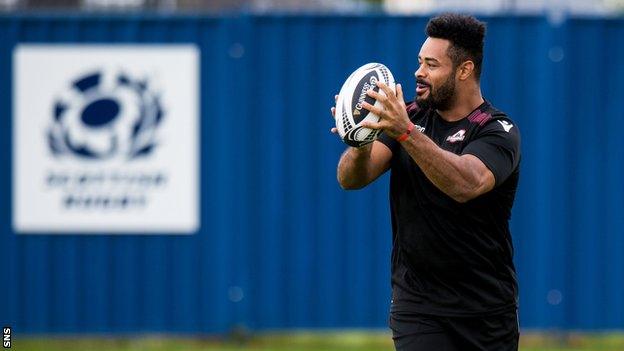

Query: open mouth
<box><xmin>416</xmin><ymin>83</ymin><xmax>430</xmax><ymax>95</ymax></box>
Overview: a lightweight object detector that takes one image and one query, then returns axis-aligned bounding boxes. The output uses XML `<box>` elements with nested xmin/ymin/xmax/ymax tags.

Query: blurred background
<box><xmin>1</xmin><ymin>0</ymin><xmax>624</xmax><ymax>350</ymax></box>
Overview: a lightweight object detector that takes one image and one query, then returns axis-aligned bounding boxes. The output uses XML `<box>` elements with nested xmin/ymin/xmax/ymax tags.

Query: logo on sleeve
<box><xmin>446</xmin><ymin>129</ymin><xmax>466</xmax><ymax>143</ymax></box>
<box><xmin>497</xmin><ymin>120</ymin><xmax>514</xmax><ymax>132</ymax></box>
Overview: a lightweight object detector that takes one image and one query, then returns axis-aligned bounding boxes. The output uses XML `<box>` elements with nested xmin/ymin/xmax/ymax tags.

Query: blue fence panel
<box><xmin>0</xmin><ymin>14</ymin><xmax>623</xmax><ymax>334</ymax></box>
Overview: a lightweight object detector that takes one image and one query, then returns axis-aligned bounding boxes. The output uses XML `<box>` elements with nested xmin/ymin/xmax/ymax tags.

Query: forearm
<box><xmin>337</xmin><ymin>144</ymin><xmax>373</xmax><ymax>190</ymax></box>
<box><xmin>401</xmin><ymin>132</ymin><xmax>486</xmax><ymax>202</ymax></box>
<box><xmin>356</xmin><ymin>82</ymin><xmax>493</xmax><ymax>201</ymax></box>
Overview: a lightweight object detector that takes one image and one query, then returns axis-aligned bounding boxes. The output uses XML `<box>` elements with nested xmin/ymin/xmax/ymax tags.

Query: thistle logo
<box><xmin>48</xmin><ymin>69</ymin><xmax>164</xmax><ymax>160</ymax></box>
<box><xmin>14</xmin><ymin>45</ymin><xmax>199</xmax><ymax>233</ymax></box>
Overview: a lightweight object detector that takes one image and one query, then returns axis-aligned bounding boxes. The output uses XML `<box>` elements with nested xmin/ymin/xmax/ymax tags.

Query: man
<box><xmin>331</xmin><ymin>14</ymin><xmax>521</xmax><ymax>351</ymax></box>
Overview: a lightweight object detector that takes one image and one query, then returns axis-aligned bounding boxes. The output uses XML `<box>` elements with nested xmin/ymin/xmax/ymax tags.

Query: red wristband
<box><xmin>396</xmin><ymin>123</ymin><xmax>415</xmax><ymax>142</ymax></box>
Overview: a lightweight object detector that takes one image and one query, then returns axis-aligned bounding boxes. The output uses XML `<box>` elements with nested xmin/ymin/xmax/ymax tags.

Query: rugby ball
<box><xmin>335</xmin><ymin>63</ymin><xmax>395</xmax><ymax>147</ymax></box>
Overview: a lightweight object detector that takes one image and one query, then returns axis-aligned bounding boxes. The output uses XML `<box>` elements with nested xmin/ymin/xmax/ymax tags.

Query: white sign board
<box><xmin>13</xmin><ymin>45</ymin><xmax>199</xmax><ymax>233</ymax></box>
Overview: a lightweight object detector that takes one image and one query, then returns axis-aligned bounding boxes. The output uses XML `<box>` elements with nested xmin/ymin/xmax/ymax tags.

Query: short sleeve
<box><xmin>462</xmin><ymin>118</ymin><xmax>521</xmax><ymax>187</ymax></box>
<box><xmin>377</xmin><ymin>131</ymin><xmax>398</xmax><ymax>154</ymax></box>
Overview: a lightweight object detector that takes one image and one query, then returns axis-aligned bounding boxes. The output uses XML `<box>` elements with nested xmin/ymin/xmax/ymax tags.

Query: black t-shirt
<box><xmin>378</xmin><ymin>100</ymin><xmax>521</xmax><ymax>317</ymax></box>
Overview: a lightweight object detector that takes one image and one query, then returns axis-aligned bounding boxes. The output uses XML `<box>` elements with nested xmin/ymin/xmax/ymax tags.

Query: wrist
<box><xmin>396</xmin><ymin>123</ymin><xmax>415</xmax><ymax>142</ymax></box>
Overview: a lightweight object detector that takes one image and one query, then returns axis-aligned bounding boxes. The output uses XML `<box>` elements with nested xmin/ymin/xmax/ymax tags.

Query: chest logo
<box><xmin>498</xmin><ymin>120</ymin><xmax>514</xmax><ymax>132</ymax></box>
<box><xmin>446</xmin><ymin>129</ymin><xmax>466</xmax><ymax>143</ymax></box>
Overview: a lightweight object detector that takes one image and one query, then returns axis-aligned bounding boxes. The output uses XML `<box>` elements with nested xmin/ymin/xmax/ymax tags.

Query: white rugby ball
<box><xmin>335</xmin><ymin>63</ymin><xmax>395</xmax><ymax>147</ymax></box>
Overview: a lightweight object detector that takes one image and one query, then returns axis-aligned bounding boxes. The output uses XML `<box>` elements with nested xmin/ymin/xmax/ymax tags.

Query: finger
<box><xmin>361</xmin><ymin>101</ymin><xmax>384</xmax><ymax>117</ymax></box>
<box><xmin>330</xmin><ymin>127</ymin><xmax>338</xmax><ymax>134</ymax></box>
<box><xmin>360</xmin><ymin>120</ymin><xmax>384</xmax><ymax>130</ymax></box>
<box><xmin>376</xmin><ymin>81</ymin><xmax>396</xmax><ymax>99</ymax></box>
<box><xmin>396</xmin><ymin>83</ymin><xmax>406</xmax><ymax>106</ymax></box>
<box><xmin>331</xmin><ymin>106</ymin><xmax>336</xmax><ymax>118</ymax></box>
<box><xmin>366</xmin><ymin>89</ymin><xmax>387</xmax><ymax>103</ymax></box>
<box><xmin>335</xmin><ymin>94</ymin><xmax>339</xmax><ymax>103</ymax></box>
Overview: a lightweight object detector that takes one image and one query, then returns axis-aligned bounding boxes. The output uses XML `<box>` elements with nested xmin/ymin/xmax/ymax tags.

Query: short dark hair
<box><xmin>425</xmin><ymin>13</ymin><xmax>486</xmax><ymax>79</ymax></box>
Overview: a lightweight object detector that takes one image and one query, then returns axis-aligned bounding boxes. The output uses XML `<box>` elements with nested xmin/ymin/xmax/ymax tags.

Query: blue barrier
<box><xmin>0</xmin><ymin>14</ymin><xmax>623</xmax><ymax>333</ymax></box>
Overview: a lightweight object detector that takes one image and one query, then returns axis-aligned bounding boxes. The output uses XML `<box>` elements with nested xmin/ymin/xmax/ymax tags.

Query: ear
<box><xmin>456</xmin><ymin>60</ymin><xmax>475</xmax><ymax>81</ymax></box>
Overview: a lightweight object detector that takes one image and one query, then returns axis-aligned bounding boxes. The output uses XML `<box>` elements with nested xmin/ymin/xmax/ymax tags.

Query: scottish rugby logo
<box><xmin>48</xmin><ymin>69</ymin><xmax>164</xmax><ymax>160</ymax></box>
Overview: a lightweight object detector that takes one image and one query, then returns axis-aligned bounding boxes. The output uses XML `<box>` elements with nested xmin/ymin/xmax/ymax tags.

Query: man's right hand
<box><xmin>334</xmin><ymin>93</ymin><xmax>392</xmax><ymax>189</ymax></box>
<box><xmin>330</xmin><ymin>94</ymin><xmax>338</xmax><ymax>134</ymax></box>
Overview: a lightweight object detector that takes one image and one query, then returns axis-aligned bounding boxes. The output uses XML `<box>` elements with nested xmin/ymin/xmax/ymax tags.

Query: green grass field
<box><xmin>17</xmin><ymin>331</ymin><xmax>624</xmax><ymax>351</ymax></box>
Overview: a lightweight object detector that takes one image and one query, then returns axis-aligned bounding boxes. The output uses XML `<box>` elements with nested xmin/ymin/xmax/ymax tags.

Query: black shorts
<box><xmin>389</xmin><ymin>310</ymin><xmax>519</xmax><ymax>351</ymax></box>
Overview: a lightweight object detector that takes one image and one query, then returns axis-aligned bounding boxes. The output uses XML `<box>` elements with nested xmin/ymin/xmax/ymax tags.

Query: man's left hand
<box><xmin>361</xmin><ymin>82</ymin><xmax>412</xmax><ymax>140</ymax></box>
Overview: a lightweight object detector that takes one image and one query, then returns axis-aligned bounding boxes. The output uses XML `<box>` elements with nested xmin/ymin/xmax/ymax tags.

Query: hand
<box><xmin>330</xmin><ymin>94</ymin><xmax>338</xmax><ymax>134</ymax></box>
<box><xmin>361</xmin><ymin>82</ymin><xmax>411</xmax><ymax>140</ymax></box>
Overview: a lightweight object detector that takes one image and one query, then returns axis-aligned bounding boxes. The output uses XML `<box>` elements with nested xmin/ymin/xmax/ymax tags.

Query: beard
<box><xmin>415</xmin><ymin>70</ymin><xmax>456</xmax><ymax>111</ymax></box>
